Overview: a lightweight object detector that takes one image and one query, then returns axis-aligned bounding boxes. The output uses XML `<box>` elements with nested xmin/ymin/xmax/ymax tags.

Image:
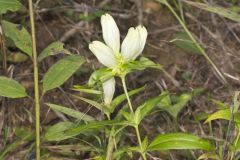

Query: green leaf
<box><xmin>2</xmin><ymin>20</ymin><xmax>32</xmax><ymax>56</ymax></box>
<box><xmin>173</xmin><ymin>31</ymin><xmax>202</xmax><ymax>55</ymax></box>
<box><xmin>72</xmin><ymin>95</ymin><xmax>104</xmax><ymax>111</ymax></box>
<box><xmin>44</xmin><ymin>144</ymin><xmax>93</xmax><ymax>155</ymax></box>
<box><xmin>46</xmin><ymin>103</ymin><xmax>95</xmax><ymax>122</ymax></box>
<box><xmin>135</xmin><ymin>93</ymin><xmax>168</xmax><ymax>124</ymax></box>
<box><xmin>88</xmin><ymin>68</ymin><xmax>113</xmax><ymax>86</ymax></box>
<box><xmin>155</xmin><ymin>0</ymin><xmax>168</xmax><ymax>5</ymax></box>
<box><xmin>111</xmin><ymin>86</ymin><xmax>145</xmax><ymax>113</ymax></box>
<box><xmin>148</xmin><ymin>133</ymin><xmax>214</xmax><ymax>151</ymax></box>
<box><xmin>45</xmin><ymin>120</ymin><xmax>127</xmax><ymax>141</ymax></box>
<box><xmin>64</xmin><ymin>120</ymin><xmax>127</xmax><ymax>140</ymax></box>
<box><xmin>0</xmin><ymin>0</ymin><xmax>22</xmax><ymax>14</ymax></box>
<box><xmin>159</xmin><ymin>93</ymin><xmax>192</xmax><ymax>119</ymax></box>
<box><xmin>205</xmin><ymin>109</ymin><xmax>240</xmax><ymax>124</ymax></box>
<box><xmin>43</xmin><ymin>55</ymin><xmax>85</xmax><ymax>92</ymax></box>
<box><xmin>44</xmin><ymin>121</ymin><xmax>75</xmax><ymax>141</ymax></box>
<box><xmin>0</xmin><ymin>127</ymin><xmax>33</xmax><ymax>159</ymax></box>
<box><xmin>0</xmin><ymin>76</ymin><xmax>27</xmax><ymax>98</ymax></box>
<box><xmin>183</xmin><ymin>0</ymin><xmax>240</xmax><ymax>22</ymax></box>
<box><xmin>7</xmin><ymin>51</ymin><xmax>28</xmax><ymax>62</ymax></box>
<box><xmin>198</xmin><ymin>153</ymin><xmax>220</xmax><ymax>160</ymax></box>
<box><xmin>210</xmin><ymin>98</ymin><xmax>229</xmax><ymax>109</ymax></box>
<box><xmin>79</xmin><ymin>10</ymin><xmax>105</xmax><ymax>21</ymax></box>
<box><xmin>38</xmin><ymin>41</ymin><xmax>70</xmax><ymax>62</ymax></box>
<box><xmin>72</xmin><ymin>85</ymin><xmax>102</xmax><ymax>95</ymax></box>
<box><xmin>125</xmin><ymin>57</ymin><xmax>162</xmax><ymax>73</ymax></box>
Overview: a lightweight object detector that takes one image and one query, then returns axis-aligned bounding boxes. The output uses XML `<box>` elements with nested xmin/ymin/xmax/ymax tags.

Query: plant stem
<box><xmin>106</xmin><ymin>127</ymin><xmax>115</xmax><ymax>160</ymax></box>
<box><xmin>28</xmin><ymin>1</ymin><xmax>41</xmax><ymax>159</ymax></box>
<box><xmin>121</xmin><ymin>76</ymin><xmax>146</xmax><ymax>160</ymax></box>
<box><xmin>159</xmin><ymin>0</ymin><xmax>227</xmax><ymax>84</ymax></box>
<box><xmin>121</xmin><ymin>76</ymin><xmax>134</xmax><ymax>113</ymax></box>
<box><xmin>135</xmin><ymin>126</ymin><xmax>147</xmax><ymax>160</ymax></box>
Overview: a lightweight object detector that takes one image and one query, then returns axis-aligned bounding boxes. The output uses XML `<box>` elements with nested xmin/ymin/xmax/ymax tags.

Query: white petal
<box><xmin>101</xmin><ymin>14</ymin><xmax>120</xmax><ymax>53</ymax></box>
<box><xmin>132</xmin><ymin>26</ymin><xmax>148</xmax><ymax>60</ymax></box>
<box><xmin>103</xmin><ymin>77</ymin><xmax>115</xmax><ymax>106</ymax></box>
<box><xmin>121</xmin><ymin>27</ymin><xmax>141</xmax><ymax>61</ymax></box>
<box><xmin>89</xmin><ymin>41</ymin><xmax>116</xmax><ymax>67</ymax></box>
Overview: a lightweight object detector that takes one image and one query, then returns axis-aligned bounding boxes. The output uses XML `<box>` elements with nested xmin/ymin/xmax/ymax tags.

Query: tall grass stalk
<box><xmin>28</xmin><ymin>0</ymin><xmax>41</xmax><ymax>159</ymax></box>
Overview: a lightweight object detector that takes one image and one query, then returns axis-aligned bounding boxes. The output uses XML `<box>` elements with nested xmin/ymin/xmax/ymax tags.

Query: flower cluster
<box><xmin>89</xmin><ymin>13</ymin><xmax>148</xmax><ymax>106</ymax></box>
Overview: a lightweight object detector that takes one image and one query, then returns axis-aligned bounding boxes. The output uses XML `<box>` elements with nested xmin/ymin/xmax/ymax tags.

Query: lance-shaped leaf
<box><xmin>45</xmin><ymin>120</ymin><xmax>127</xmax><ymax>141</ymax></box>
<box><xmin>0</xmin><ymin>0</ymin><xmax>22</xmax><ymax>14</ymax></box>
<box><xmin>46</xmin><ymin>103</ymin><xmax>95</xmax><ymax>122</ymax></box>
<box><xmin>125</xmin><ymin>57</ymin><xmax>162</xmax><ymax>73</ymax></box>
<box><xmin>198</xmin><ymin>153</ymin><xmax>221</xmax><ymax>160</ymax></box>
<box><xmin>38</xmin><ymin>41</ymin><xmax>70</xmax><ymax>62</ymax></box>
<box><xmin>2</xmin><ymin>20</ymin><xmax>32</xmax><ymax>57</ymax></box>
<box><xmin>44</xmin><ymin>122</ymin><xmax>75</xmax><ymax>142</ymax></box>
<box><xmin>205</xmin><ymin>109</ymin><xmax>240</xmax><ymax>124</ymax></box>
<box><xmin>43</xmin><ymin>55</ymin><xmax>85</xmax><ymax>93</ymax></box>
<box><xmin>158</xmin><ymin>92</ymin><xmax>192</xmax><ymax>119</ymax></box>
<box><xmin>111</xmin><ymin>86</ymin><xmax>145</xmax><ymax>113</ymax></box>
<box><xmin>148</xmin><ymin>133</ymin><xmax>214</xmax><ymax>151</ymax></box>
<box><xmin>0</xmin><ymin>76</ymin><xmax>27</xmax><ymax>98</ymax></box>
<box><xmin>88</xmin><ymin>68</ymin><xmax>113</xmax><ymax>86</ymax></box>
<box><xmin>173</xmin><ymin>31</ymin><xmax>202</xmax><ymax>55</ymax></box>
<box><xmin>183</xmin><ymin>0</ymin><xmax>240</xmax><ymax>22</ymax></box>
<box><xmin>134</xmin><ymin>92</ymin><xmax>168</xmax><ymax>125</ymax></box>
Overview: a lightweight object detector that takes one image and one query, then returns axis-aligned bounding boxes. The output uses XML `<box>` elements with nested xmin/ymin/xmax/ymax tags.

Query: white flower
<box><xmin>89</xmin><ymin>13</ymin><xmax>148</xmax><ymax>106</ymax></box>
<box><xmin>103</xmin><ymin>78</ymin><xmax>115</xmax><ymax>106</ymax></box>
<box><xmin>89</xmin><ymin>13</ymin><xmax>148</xmax><ymax>68</ymax></box>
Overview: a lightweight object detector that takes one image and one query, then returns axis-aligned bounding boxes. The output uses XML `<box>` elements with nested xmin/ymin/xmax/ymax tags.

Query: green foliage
<box><xmin>79</xmin><ymin>10</ymin><xmax>105</xmax><ymax>21</ymax></box>
<box><xmin>38</xmin><ymin>41</ymin><xmax>70</xmax><ymax>62</ymax></box>
<box><xmin>6</xmin><ymin>52</ymin><xmax>28</xmax><ymax>62</ymax></box>
<box><xmin>45</xmin><ymin>120</ymin><xmax>127</xmax><ymax>141</ymax></box>
<box><xmin>125</xmin><ymin>57</ymin><xmax>162</xmax><ymax>72</ymax></box>
<box><xmin>0</xmin><ymin>0</ymin><xmax>22</xmax><ymax>14</ymax></box>
<box><xmin>111</xmin><ymin>86</ymin><xmax>145</xmax><ymax>113</ymax></box>
<box><xmin>148</xmin><ymin>133</ymin><xmax>214</xmax><ymax>151</ymax></box>
<box><xmin>134</xmin><ymin>93</ymin><xmax>168</xmax><ymax>125</ymax></box>
<box><xmin>88</xmin><ymin>68</ymin><xmax>113</xmax><ymax>86</ymax></box>
<box><xmin>0</xmin><ymin>76</ymin><xmax>27</xmax><ymax>98</ymax></box>
<box><xmin>72</xmin><ymin>95</ymin><xmax>104</xmax><ymax>111</ymax></box>
<box><xmin>198</xmin><ymin>153</ymin><xmax>220</xmax><ymax>160</ymax></box>
<box><xmin>72</xmin><ymin>85</ymin><xmax>102</xmax><ymax>95</ymax></box>
<box><xmin>46</xmin><ymin>103</ymin><xmax>95</xmax><ymax>122</ymax></box>
<box><xmin>205</xmin><ymin>109</ymin><xmax>240</xmax><ymax>124</ymax></box>
<box><xmin>173</xmin><ymin>31</ymin><xmax>202</xmax><ymax>55</ymax></box>
<box><xmin>2</xmin><ymin>20</ymin><xmax>32</xmax><ymax>57</ymax></box>
<box><xmin>183</xmin><ymin>0</ymin><xmax>240</xmax><ymax>22</ymax></box>
<box><xmin>44</xmin><ymin>121</ymin><xmax>75</xmax><ymax>141</ymax></box>
<box><xmin>158</xmin><ymin>92</ymin><xmax>192</xmax><ymax>119</ymax></box>
<box><xmin>43</xmin><ymin>55</ymin><xmax>85</xmax><ymax>92</ymax></box>
<box><xmin>0</xmin><ymin>127</ymin><xmax>34</xmax><ymax>159</ymax></box>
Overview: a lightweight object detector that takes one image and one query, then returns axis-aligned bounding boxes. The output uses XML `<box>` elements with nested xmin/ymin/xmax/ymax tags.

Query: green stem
<box><xmin>121</xmin><ymin>76</ymin><xmax>134</xmax><ymax>113</ymax></box>
<box><xmin>160</xmin><ymin>0</ymin><xmax>227</xmax><ymax>84</ymax></box>
<box><xmin>28</xmin><ymin>1</ymin><xmax>41</xmax><ymax>159</ymax></box>
<box><xmin>121</xmin><ymin>76</ymin><xmax>146</xmax><ymax>160</ymax></box>
<box><xmin>106</xmin><ymin>127</ymin><xmax>115</xmax><ymax>160</ymax></box>
<box><xmin>135</xmin><ymin>126</ymin><xmax>147</xmax><ymax>160</ymax></box>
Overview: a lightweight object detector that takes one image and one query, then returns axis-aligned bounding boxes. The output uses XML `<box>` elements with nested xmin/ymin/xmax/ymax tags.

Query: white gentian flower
<box><xmin>89</xmin><ymin>13</ymin><xmax>147</xmax><ymax>106</ymax></box>
<box><xmin>89</xmin><ymin>13</ymin><xmax>148</xmax><ymax>68</ymax></box>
